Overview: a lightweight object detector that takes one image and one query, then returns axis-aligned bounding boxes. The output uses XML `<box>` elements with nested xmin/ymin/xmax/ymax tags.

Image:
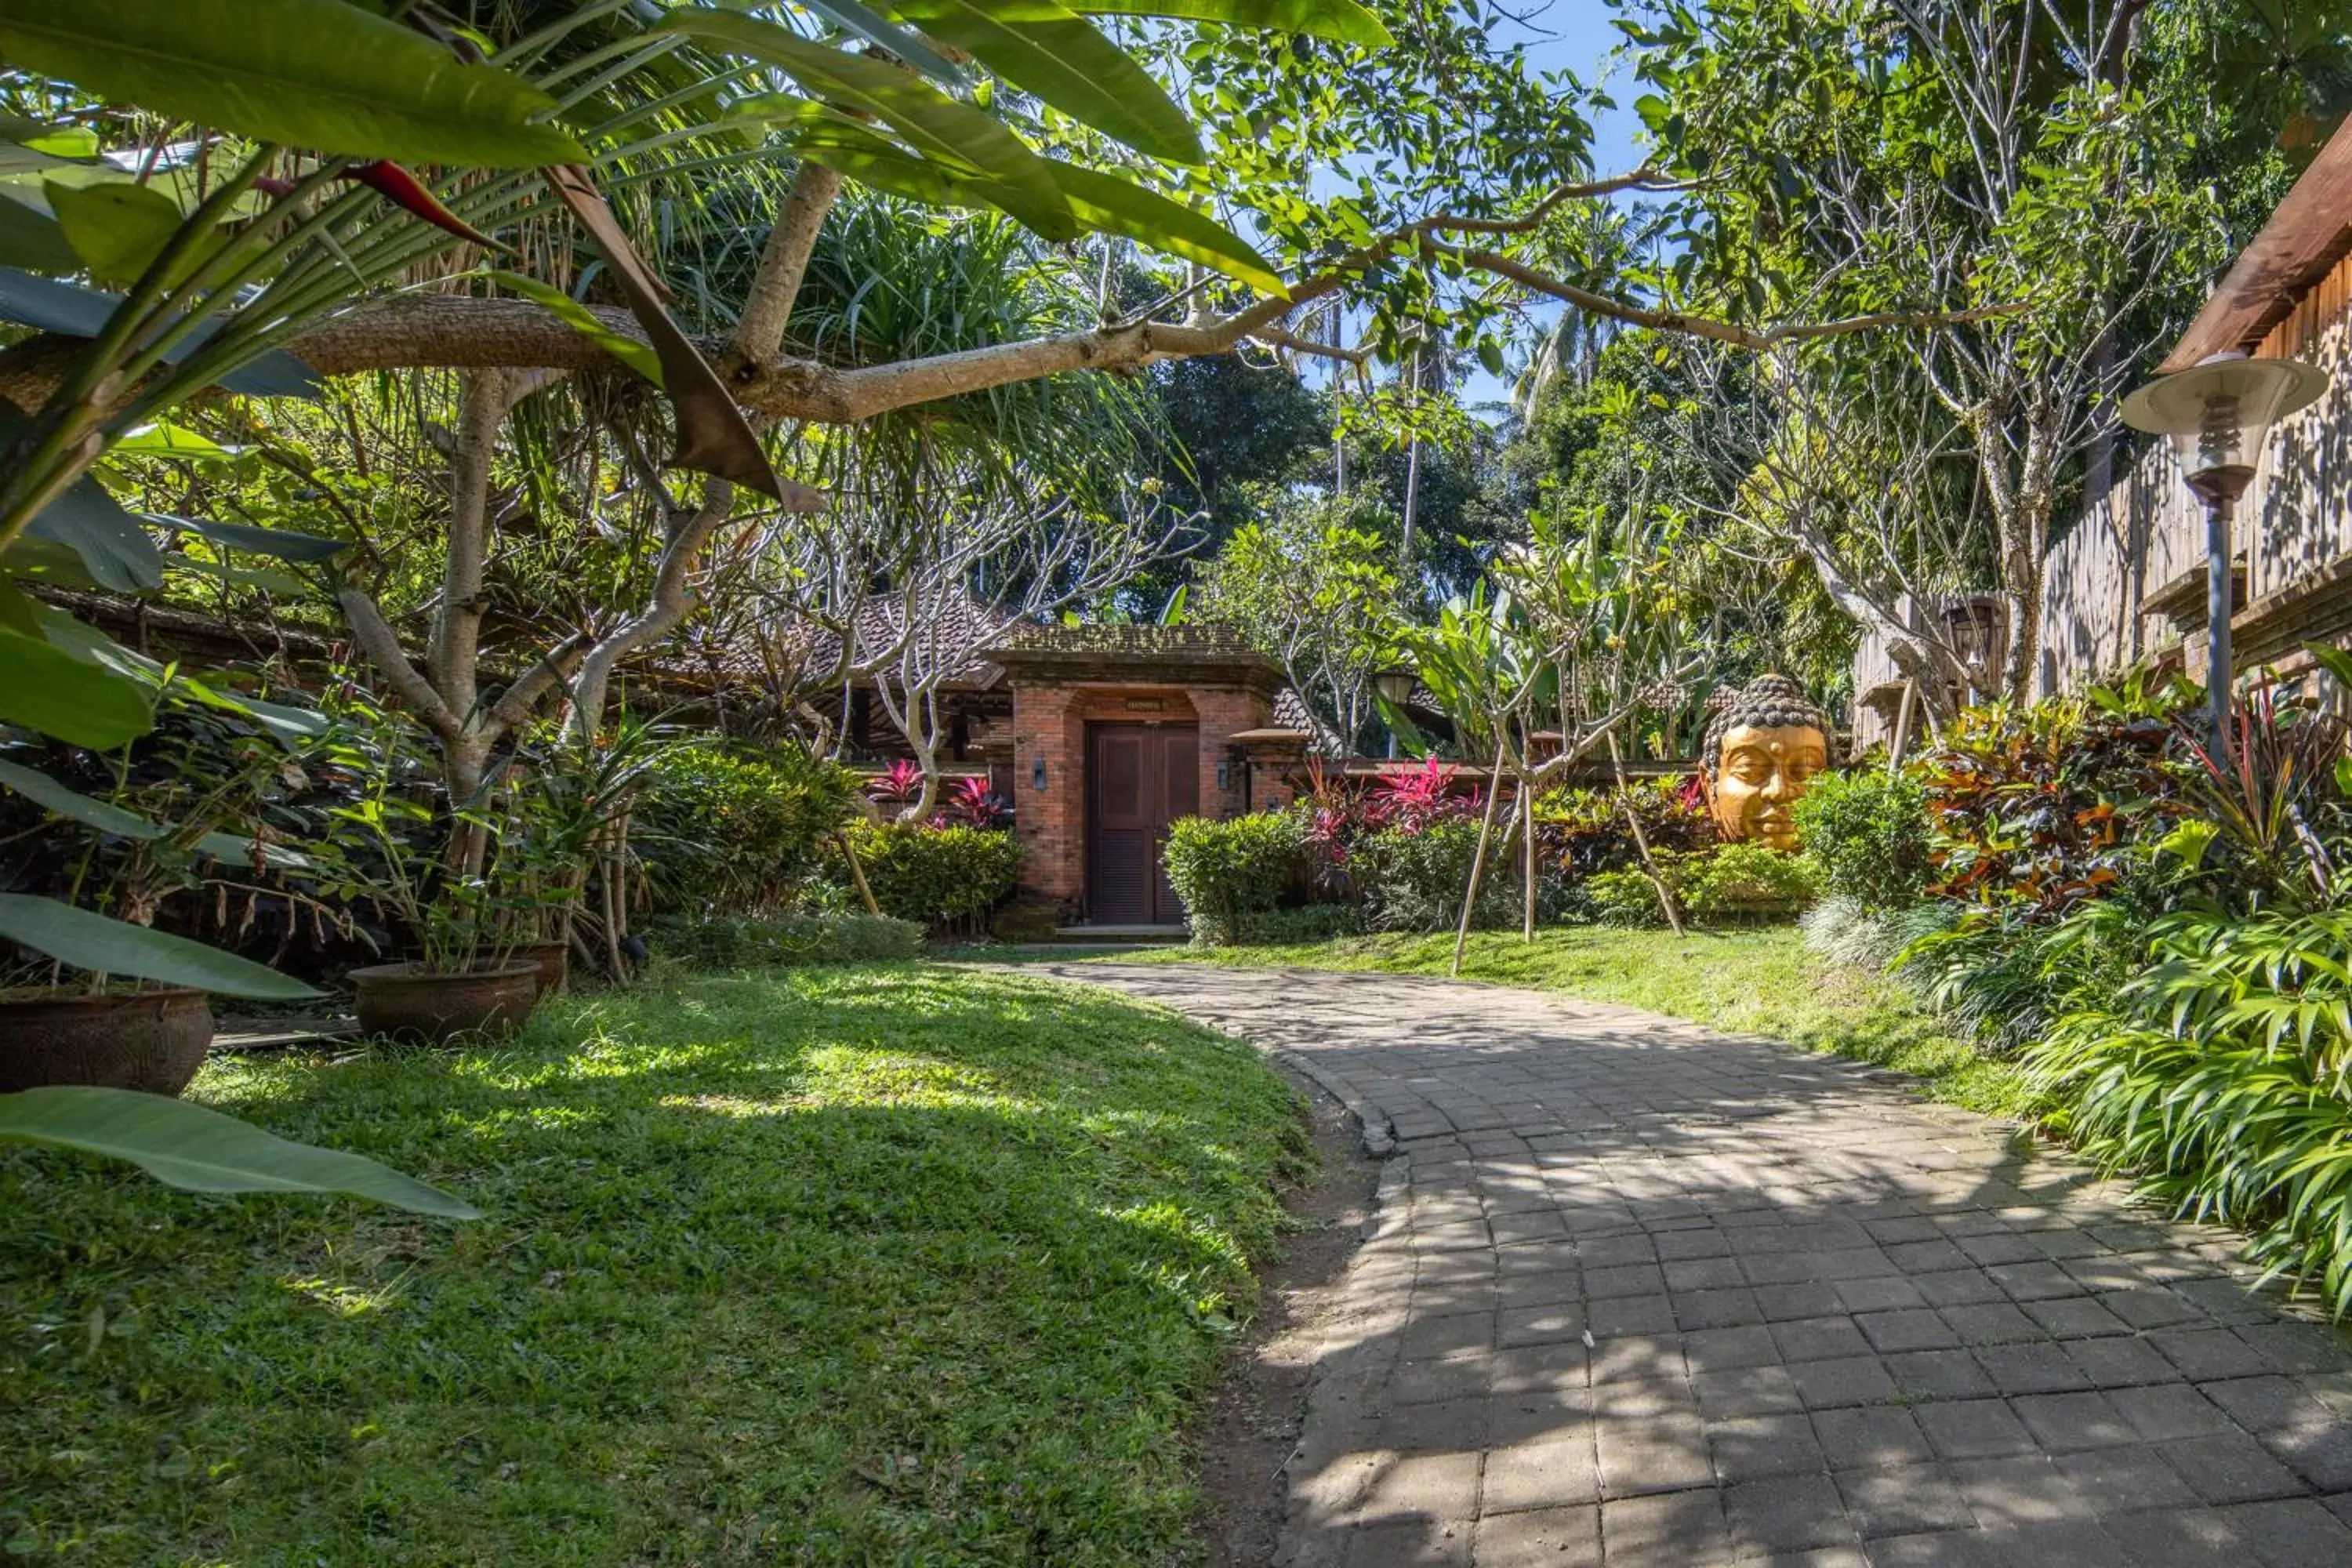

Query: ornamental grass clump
<box><xmin>2030</xmin><ymin>907</ymin><xmax>2352</xmax><ymax>1317</ymax></box>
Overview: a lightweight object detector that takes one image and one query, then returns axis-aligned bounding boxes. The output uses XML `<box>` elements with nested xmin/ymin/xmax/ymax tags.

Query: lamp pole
<box><xmin>2189</xmin><ymin>464</ymin><xmax>2252</xmax><ymax>758</ymax></box>
<box><xmin>2122</xmin><ymin>354</ymin><xmax>2328</xmax><ymax>760</ymax></box>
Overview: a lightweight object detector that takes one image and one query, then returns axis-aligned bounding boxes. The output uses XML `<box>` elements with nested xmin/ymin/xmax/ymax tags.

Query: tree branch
<box><xmin>336</xmin><ymin>584</ymin><xmax>457</xmax><ymax>737</ymax></box>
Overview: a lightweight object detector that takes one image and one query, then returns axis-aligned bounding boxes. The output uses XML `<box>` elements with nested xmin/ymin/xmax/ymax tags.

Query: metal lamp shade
<box><xmin>1374</xmin><ymin>669</ymin><xmax>1417</xmax><ymax>706</ymax></box>
<box><xmin>2120</xmin><ymin>353</ymin><xmax>2328</xmax><ymax>479</ymax></box>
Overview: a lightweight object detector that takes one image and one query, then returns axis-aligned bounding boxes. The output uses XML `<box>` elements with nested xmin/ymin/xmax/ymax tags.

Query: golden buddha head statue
<box><xmin>1701</xmin><ymin>674</ymin><xmax>1831</xmax><ymax>852</ymax></box>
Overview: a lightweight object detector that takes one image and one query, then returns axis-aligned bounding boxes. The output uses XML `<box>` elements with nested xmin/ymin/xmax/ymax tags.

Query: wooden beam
<box><xmin>2163</xmin><ymin>118</ymin><xmax>2352</xmax><ymax>373</ymax></box>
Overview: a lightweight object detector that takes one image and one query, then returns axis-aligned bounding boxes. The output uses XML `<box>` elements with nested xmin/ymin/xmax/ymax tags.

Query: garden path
<box><xmin>1024</xmin><ymin>961</ymin><xmax>2352</xmax><ymax>1567</ymax></box>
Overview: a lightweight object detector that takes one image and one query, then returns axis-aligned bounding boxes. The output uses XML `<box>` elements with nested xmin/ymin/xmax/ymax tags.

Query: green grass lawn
<box><xmin>1</xmin><ymin>965</ymin><xmax>1308</xmax><ymax>1566</ymax></box>
<box><xmin>1081</xmin><ymin>926</ymin><xmax>2029</xmax><ymax>1116</ymax></box>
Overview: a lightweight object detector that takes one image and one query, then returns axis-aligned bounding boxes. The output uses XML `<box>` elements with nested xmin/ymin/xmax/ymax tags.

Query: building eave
<box><xmin>2163</xmin><ymin>118</ymin><xmax>2352</xmax><ymax>372</ymax></box>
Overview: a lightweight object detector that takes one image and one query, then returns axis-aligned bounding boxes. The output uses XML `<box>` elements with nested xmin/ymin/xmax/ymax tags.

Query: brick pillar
<box><xmin>1191</xmin><ymin>687</ymin><xmax>1272</xmax><ymax>819</ymax></box>
<box><xmin>1011</xmin><ymin>683</ymin><xmax>1083</xmax><ymax>904</ymax></box>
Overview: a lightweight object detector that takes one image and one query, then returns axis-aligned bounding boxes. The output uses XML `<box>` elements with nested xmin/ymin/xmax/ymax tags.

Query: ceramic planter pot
<box><xmin>510</xmin><ymin>941</ymin><xmax>569</xmax><ymax>1001</ymax></box>
<box><xmin>0</xmin><ymin>988</ymin><xmax>214</xmax><ymax>1095</ymax></box>
<box><xmin>350</xmin><ymin>961</ymin><xmax>539</xmax><ymax>1047</ymax></box>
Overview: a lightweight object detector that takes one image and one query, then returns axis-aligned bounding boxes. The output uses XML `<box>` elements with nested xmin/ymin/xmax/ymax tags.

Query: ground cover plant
<box><xmin>0</xmin><ymin>966</ymin><xmax>1306</xmax><ymax>1564</ymax></box>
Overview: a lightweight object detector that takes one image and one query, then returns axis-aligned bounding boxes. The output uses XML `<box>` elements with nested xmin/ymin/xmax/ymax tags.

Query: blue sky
<box><xmin>1310</xmin><ymin>2</ymin><xmax>1650</xmax><ymax>412</ymax></box>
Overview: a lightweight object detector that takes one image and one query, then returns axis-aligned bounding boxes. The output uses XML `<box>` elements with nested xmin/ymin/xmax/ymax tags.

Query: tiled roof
<box><xmin>988</xmin><ymin>622</ymin><xmax>1261</xmax><ymax>659</ymax></box>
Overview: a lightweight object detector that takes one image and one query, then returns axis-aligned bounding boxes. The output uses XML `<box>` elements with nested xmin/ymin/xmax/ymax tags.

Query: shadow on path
<box><xmin>1027</xmin><ymin>962</ymin><xmax>2352</xmax><ymax>1568</ymax></box>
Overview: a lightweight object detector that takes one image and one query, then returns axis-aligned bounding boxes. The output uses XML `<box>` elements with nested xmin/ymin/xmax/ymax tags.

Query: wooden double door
<box><xmin>1086</xmin><ymin>723</ymin><xmax>1198</xmax><ymax>924</ymax></box>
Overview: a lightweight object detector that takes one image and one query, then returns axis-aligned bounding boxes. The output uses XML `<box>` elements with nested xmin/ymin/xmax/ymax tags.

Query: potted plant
<box><xmin>326</xmin><ymin>776</ymin><xmax>541</xmax><ymax>1047</ymax></box>
<box><xmin>497</xmin><ymin>720</ymin><xmax>674</xmax><ymax>997</ymax></box>
<box><xmin>0</xmin><ymin>707</ymin><xmax>322</xmax><ymax>1095</ymax></box>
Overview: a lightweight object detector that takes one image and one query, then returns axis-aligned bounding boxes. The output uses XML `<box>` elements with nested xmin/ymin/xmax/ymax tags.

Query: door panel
<box><xmin>1087</xmin><ymin>724</ymin><xmax>1198</xmax><ymax>924</ymax></box>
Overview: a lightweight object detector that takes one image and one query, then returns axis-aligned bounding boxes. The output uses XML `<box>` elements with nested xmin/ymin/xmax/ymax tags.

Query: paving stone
<box><xmin>1835</xmin><ymin>1464</ymin><xmax>1976</xmax><ymax>1538</ymax></box>
<box><xmin>1775</xmin><ymin>1317</ymin><xmax>1875</xmax><ymax>1363</ymax></box>
<box><xmin>2049</xmin><ymin>1445</ymin><xmax>2197</xmax><ymax>1512</ymax></box>
<box><xmin>1813</xmin><ymin>1406</ymin><xmax>1934</xmax><ymax>1471</ymax></box>
<box><xmin>1470</xmin><ymin>1503</ymin><xmax>1602</xmax><ymax>1567</ymax></box>
<box><xmin>1598</xmin><ymin>1488</ymin><xmax>1733</xmax><ymax>1561</ymax></box>
<box><xmin>1724</xmin><ymin>1474</ymin><xmax>1861</xmax><ymax>1554</ymax></box>
<box><xmin>1379</xmin><ymin>1397</ymin><xmax>1490</xmax><ymax>1452</ymax></box>
<box><xmin>1885</xmin><ymin>1350</ymin><xmax>1997</xmax><ymax>1401</ymax></box>
<box><xmin>1693</xmin><ymin>1365</ymin><xmax>1807</xmax><ymax>1420</ymax></box>
<box><xmin>1483</xmin><ymin>1435</ymin><xmax>1602</xmax><ymax>1515</ymax></box>
<box><xmin>2211</xmin><ymin>1497</ymin><xmax>2352</xmax><ymax>1565</ymax></box>
<box><xmin>1857</xmin><ymin>1310</ymin><xmax>1962</xmax><ymax>1354</ymax></box>
<box><xmin>2059</xmin><ymin>1334</ymin><xmax>2179</xmax><ymax>1388</ymax></box>
<box><xmin>1596</xmin><ymin>1412</ymin><xmax>1715</xmax><ymax>1498</ymax></box>
<box><xmin>2009</xmin><ymin>1392</ymin><xmax>2135</xmax><ymax>1452</ymax></box>
<box><xmin>1789</xmin><ymin>1356</ymin><xmax>1900</xmax><ymax>1410</ymax></box>
<box><xmin>1683</xmin><ymin>1324</ymin><xmax>1782</xmax><ymax>1373</ymax></box>
<box><xmin>1973</xmin><ymin>1343</ymin><xmax>2094</xmax><ymax>1396</ymax></box>
<box><xmin>1709</xmin><ymin>1413</ymin><xmax>1828</xmax><ymax>1483</ymax></box>
<box><xmin>1915</xmin><ymin>1401</ymin><xmax>2038</xmax><ymax>1461</ymax></box>
<box><xmin>2106</xmin><ymin>1382</ymin><xmax>2234</xmax><ymax>1442</ymax></box>
<box><xmin>2154</xmin><ymin>1432</ymin><xmax>2308</xmax><ymax>1504</ymax></box>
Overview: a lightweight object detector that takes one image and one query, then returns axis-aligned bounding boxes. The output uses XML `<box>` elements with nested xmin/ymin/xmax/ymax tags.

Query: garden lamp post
<box><xmin>1374</xmin><ymin>667</ymin><xmax>1417</xmax><ymax>759</ymax></box>
<box><xmin>2121</xmin><ymin>351</ymin><xmax>2328</xmax><ymax>756</ymax></box>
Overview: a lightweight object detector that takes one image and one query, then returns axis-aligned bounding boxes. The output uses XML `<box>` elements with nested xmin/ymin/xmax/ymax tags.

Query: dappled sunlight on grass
<box><xmin>1</xmin><ymin>964</ymin><xmax>1306</xmax><ymax>1565</ymax></box>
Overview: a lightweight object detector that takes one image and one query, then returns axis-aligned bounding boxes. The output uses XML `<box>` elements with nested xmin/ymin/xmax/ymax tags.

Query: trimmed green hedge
<box><xmin>1163</xmin><ymin>811</ymin><xmax>1305</xmax><ymax>946</ymax></box>
<box><xmin>636</xmin><ymin>742</ymin><xmax>862</xmax><ymax>916</ymax></box>
<box><xmin>1793</xmin><ymin>768</ymin><xmax>1931</xmax><ymax>910</ymax></box>
<box><xmin>840</xmin><ymin>822</ymin><xmax>1021</xmax><ymax>934</ymax></box>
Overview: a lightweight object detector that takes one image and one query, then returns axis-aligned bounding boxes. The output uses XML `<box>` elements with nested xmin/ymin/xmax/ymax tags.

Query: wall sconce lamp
<box><xmin>1030</xmin><ymin>753</ymin><xmax>1048</xmax><ymax>793</ymax></box>
<box><xmin>1216</xmin><ymin>755</ymin><xmax>1231</xmax><ymax>792</ymax></box>
<box><xmin>2122</xmin><ymin>351</ymin><xmax>2328</xmax><ymax>754</ymax></box>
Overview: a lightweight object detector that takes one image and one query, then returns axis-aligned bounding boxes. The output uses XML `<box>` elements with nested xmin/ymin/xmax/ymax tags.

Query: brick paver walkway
<box><xmin>1029</xmin><ymin>962</ymin><xmax>2352</xmax><ymax>1566</ymax></box>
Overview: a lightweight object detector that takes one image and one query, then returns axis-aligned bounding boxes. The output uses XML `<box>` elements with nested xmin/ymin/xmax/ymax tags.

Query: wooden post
<box><xmin>1451</xmin><ymin>736</ymin><xmax>1509</xmax><ymax>978</ymax></box>
<box><xmin>836</xmin><ymin>829</ymin><xmax>884</xmax><ymax>916</ymax></box>
<box><xmin>1520</xmin><ymin>771</ymin><xmax>1537</xmax><ymax>942</ymax></box>
<box><xmin>1608</xmin><ymin>729</ymin><xmax>1686</xmax><ymax>938</ymax></box>
<box><xmin>1887</xmin><ymin>678</ymin><xmax>1918</xmax><ymax>774</ymax></box>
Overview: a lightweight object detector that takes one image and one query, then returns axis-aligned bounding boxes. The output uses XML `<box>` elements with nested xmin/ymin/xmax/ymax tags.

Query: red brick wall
<box><xmin>1007</xmin><ymin>680</ymin><xmax>1272</xmax><ymax>915</ymax></box>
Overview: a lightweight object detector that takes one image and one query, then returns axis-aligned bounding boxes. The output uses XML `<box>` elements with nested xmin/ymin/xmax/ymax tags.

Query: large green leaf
<box><xmin>0</xmin><ymin>894</ymin><xmax>321</xmax><ymax>999</ymax></box>
<box><xmin>44</xmin><ymin>178</ymin><xmax>219</xmax><ymax>289</ymax></box>
<box><xmin>0</xmin><ymin>1086</ymin><xmax>481</xmax><ymax>1218</ymax></box>
<box><xmin>24</xmin><ymin>601</ymin><xmax>325</xmax><ymax>745</ymax></box>
<box><xmin>154</xmin><ymin>514</ymin><xmax>348</xmax><ymax>564</ymax></box>
<box><xmin>0</xmin><ymin>758</ymin><xmax>307</xmax><ymax>869</ymax></box>
<box><xmin>485</xmin><ymin>270</ymin><xmax>662</xmax><ymax>385</ymax></box>
<box><xmin>20</xmin><ymin>474</ymin><xmax>165</xmax><ymax>593</ymax></box>
<box><xmin>107</xmin><ymin>422</ymin><xmax>233</xmax><ymax>461</ymax></box>
<box><xmin>0</xmin><ymin>0</ymin><xmax>586</xmax><ymax>168</ymax></box>
<box><xmin>778</xmin><ymin>115</ymin><xmax>1280</xmax><ymax>292</ymax></box>
<box><xmin>659</xmin><ymin>10</ymin><xmax>1077</xmax><ymax>240</ymax></box>
<box><xmin>0</xmin><ymin>187</ymin><xmax>77</xmax><ymax>271</ymax></box>
<box><xmin>783</xmin><ymin>118</ymin><xmax>1008</xmax><ymax>210</ymax></box>
<box><xmin>0</xmin><ymin>757</ymin><xmax>156</xmax><ymax>839</ymax></box>
<box><xmin>1067</xmin><ymin>0</ymin><xmax>1392</xmax><ymax>46</ymax></box>
<box><xmin>895</xmin><ymin>0</ymin><xmax>1202</xmax><ymax>165</ymax></box>
<box><xmin>0</xmin><ymin>622</ymin><xmax>154</xmax><ymax>748</ymax></box>
<box><xmin>797</xmin><ymin>0</ymin><xmax>969</xmax><ymax>82</ymax></box>
<box><xmin>1051</xmin><ymin>162</ymin><xmax>1283</xmax><ymax>293</ymax></box>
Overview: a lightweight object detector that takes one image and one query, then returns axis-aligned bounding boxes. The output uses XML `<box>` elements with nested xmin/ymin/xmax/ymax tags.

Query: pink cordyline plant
<box><xmin>934</xmin><ymin>776</ymin><xmax>1013</xmax><ymax>830</ymax></box>
<box><xmin>868</xmin><ymin>758</ymin><xmax>923</xmax><ymax>806</ymax></box>
<box><xmin>1367</xmin><ymin>757</ymin><xmax>1477</xmax><ymax>836</ymax></box>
